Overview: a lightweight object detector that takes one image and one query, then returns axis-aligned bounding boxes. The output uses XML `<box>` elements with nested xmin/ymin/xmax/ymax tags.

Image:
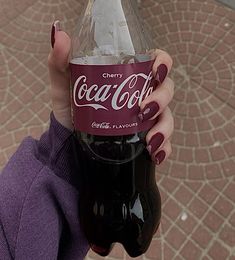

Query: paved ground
<box><xmin>0</xmin><ymin>0</ymin><xmax>235</xmax><ymax>259</ymax></box>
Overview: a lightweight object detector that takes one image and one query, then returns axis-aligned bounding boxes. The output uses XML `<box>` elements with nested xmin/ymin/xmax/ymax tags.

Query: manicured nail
<box><xmin>155</xmin><ymin>150</ymin><xmax>166</xmax><ymax>165</ymax></box>
<box><xmin>155</xmin><ymin>64</ymin><xmax>168</xmax><ymax>84</ymax></box>
<box><xmin>91</xmin><ymin>244</ymin><xmax>108</xmax><ymax>254</ymax></box>
<box><xmin>147</xmin><ymin>132</ymin><xmax>164</xmax><ymax>154</ymax></box>
<box><xmin>138</xmin><ymin>102</ymin><xmax>160</xmax><ymax>122</ymax></box>
<box><xmin>51</xmin><ymin>20</ymin><xmax>61</xmax><ymax>48</ymax></box>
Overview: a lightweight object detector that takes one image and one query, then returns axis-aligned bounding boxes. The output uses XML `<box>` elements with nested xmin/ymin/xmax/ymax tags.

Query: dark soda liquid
<box><xmin>73</xmin><ymin>132</ymin><xmax>161</xmax><ymax>258</ymax></box>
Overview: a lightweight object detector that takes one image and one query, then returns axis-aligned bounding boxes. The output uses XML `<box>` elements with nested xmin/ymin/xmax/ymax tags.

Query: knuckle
<box><xmin>168</xmin><ymin>145</ymin><xmax>173</xmax><ymax>156</ymax></box>
<box><xmin>154</xmin><ymin>49</ymin><xmax>173</xmax><ymax>71</ymax></box>
<box><xmin>47</xmin><ymin>54</ymin><xmax>51</xmax><ymax>65</ymax></box>
<box><xmin>168</xmin><ymin>55</ymin><xmax>173</xmax><ymax>67</ymax></box>
<box><xmin>166</xmin><ymin>78</ymin><xmax>175</xmax><ymax>98</ymax></box>
<box><xmin>162</xmin><ymin>52</ymin><xmax>173</xmax><ymax>68</ymax></box>
<box><xmin>163</xmin><ymin>107</ymin><xmax>174</xmax><ymax>137</ymax></box>
<box><xmin>168</xmin><ymin>107</ymin><xmax>174</xmax><ymax>124</ymax></box>
<box><xmin>168</xmin><ymin>109</ymin><xmax>175</xmax><ymax>134</ymax></box>
<box><xmin>169</xmin><ymin>141</ymin><xmax>173</xmax><ymax>154</ymax></box>
<box><xmin>48</xmin><ymin>53</ymin><xmax>54</xmax><ymax>67</ymax></box>
<box><xmin>169</xmin><ymin>77</ymin><xmax>175</xmax><ymax>91</ymax></box>
<box><xmin>172</xmin><ymin>113</ymin><xmax>175</xmax><ymax>126</ymax></box>
<box><xmin>165</xmin><ymin>139</ymin><xmax>172</xmax><ymax>155</ymax></box>
<box><xmin>171</xmin><ymin>117</ymin><xmax>175</xmax><ymax>133</ymax></box>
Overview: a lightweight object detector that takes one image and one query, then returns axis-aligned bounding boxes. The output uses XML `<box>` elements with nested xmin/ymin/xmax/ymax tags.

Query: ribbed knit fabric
<box><xmin>0</xmin><ymin>112</ymin><xmax>89</xmax><ymax>260</ymax></box>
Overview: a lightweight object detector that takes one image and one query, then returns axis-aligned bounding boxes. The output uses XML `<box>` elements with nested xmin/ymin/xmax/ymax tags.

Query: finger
<box><xmin>48</xmin><ymin>21</ymin><xmax>71</xmax><ymax>72</ymax></box>
<box><xmin>48</xmin><ymin>21</ymin><xmax>71</xmax><ymax>97</ymax></box>
<box><xmin>152</xmin><ymin>139</ymin><xmax>172</xmax><ymax>165</ymax></box>
<box><xmin>48</xmin><ymin>21</ymin><xmax>73</xmax><ymax>129</ymax></box>
<box><xmin>139</xmin><ymin>77</ymin><xmax>174</xmax><ymax>122</ymax></box>
<box><xmin>146</xmin><ymin>107</ymin><xmax>174</xmax><ymax>154</ymax></box>
<box><xmin>138</xmin><ymin>50</ymin><xmax>174</xmax><ymax>122</ymax></box>
<box><xmin>152</xmin><ymin>49</ymin><xmax>173</xmax><ymax>85</ymax></box>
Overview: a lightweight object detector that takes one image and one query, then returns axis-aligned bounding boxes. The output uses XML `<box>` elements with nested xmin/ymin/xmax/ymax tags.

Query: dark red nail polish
<box><xmin>51</xmin><ymin>20</ymin><xmax>61</xmax><ymax>48</ymax></box>
<box><xmin>155</xmin><ymin>64</ymin><xmax>168</xmax><ymax>84</ymax></box>
<box><xmin>91</xmin><ymin>244</ymin><xmax>108</xmax><ymax>255</ymax></box>
<box><xmin>138</xmin><ymin>102</ymin><xmax>160</xmax><ymax>122</ymax></box>
<box><xmin>148</xmin><ymin>132</ymin><xmax>164</xmax><ymax>154</ymax></box>
<box><xmin>155</xmin><ymin>150</ymin><xmax>166</xmax><ymax>165</ymax></box>
<box><xmin>51</xmin><ymin>23</ymin><xmax>55</xmax><ymax>48</ymax></box>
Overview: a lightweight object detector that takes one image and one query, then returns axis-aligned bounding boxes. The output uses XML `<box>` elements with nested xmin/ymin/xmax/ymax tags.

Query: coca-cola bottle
<box><xmin>70</xmin><ymin>0</ymin><xmax>161</xmax><ymax>257</ymax></box>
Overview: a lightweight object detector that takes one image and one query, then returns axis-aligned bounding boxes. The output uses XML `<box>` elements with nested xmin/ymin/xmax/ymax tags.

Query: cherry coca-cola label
<box><xmin>70</xmin><ymin>60</ymin><xmax>156</xmax><ymax>136</ymax></box>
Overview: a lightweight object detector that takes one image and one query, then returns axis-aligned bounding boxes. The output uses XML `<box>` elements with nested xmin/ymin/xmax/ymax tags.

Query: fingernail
<box><xmin>138</xmin><ymin>102</ymin><xmax>160</xmax><ymax>122</ymax></box>
<box><xmin>155</xmin><ymin>150</ymin><xmax>166</xmax><ymax>165</ymax></box>
<box><xmin>147</xmin><ymin>132</ymin><xmax>164</xmax><ymax>154</ymax></box>
<box><xmin>155</xmin><ymin>64</ymin><xmax>168</xmax><ymax>84</ymax></box>
<box><xmin>91</xmin><ymin>244</ymin><xmax>108</xmax><ymax>255</ymax></box>
<box><xmin>51</xmin><ymin>20</ymin><xmax>61</xmax><ymax>48</ymax></box>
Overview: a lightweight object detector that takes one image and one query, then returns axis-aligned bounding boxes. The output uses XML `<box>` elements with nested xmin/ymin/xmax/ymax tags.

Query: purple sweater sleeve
<box><xmin>0</xmin><ymin>113</ymin><xmax>89</xmax><ymax>260</ymax></box>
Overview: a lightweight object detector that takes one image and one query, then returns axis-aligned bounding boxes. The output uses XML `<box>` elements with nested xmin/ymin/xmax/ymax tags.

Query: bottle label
<box><xmin>70</xmin><ymin>60</ymin><xmax>157</xmax><ymax>136</ymax></box>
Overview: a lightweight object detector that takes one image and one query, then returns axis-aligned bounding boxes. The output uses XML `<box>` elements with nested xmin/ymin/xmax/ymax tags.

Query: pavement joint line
<box><xmin>178</xmin><ymin>180</ymin><xmax>233</xmax><ymax>258</ymax></box>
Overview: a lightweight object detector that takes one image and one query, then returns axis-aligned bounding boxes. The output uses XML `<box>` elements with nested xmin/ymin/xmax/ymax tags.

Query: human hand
<box><xmin>48</xmin><ymin>21</ymin><xmax>174</xmax><ymax>164</ymax></box>
<box><xmin>138</xmin><ymin>50</ymin><xmax>174</xmax><ymax>165</ymax></box>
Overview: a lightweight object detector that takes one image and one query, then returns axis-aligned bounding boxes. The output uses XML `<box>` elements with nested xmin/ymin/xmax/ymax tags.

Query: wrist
<box><xmin>53</xmin><ymin>109</ymin><xmax>73</xmax><ymax>131</ymax></box>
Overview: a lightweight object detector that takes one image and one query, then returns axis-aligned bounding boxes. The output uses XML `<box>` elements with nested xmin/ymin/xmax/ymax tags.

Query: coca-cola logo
<box><xmin>92</xmin><ymin>121</ymin><xmax>111</xmax><ymax>129</ymax></box>
<box><xmin>70</xmin><ymin>61</ymin><xmax>156</xmax><ymax>135</ymax></box>
<box><xmin>73</xmin><ymin>72</ymin><xmax>153</xmax><ymax>111</ymax></box>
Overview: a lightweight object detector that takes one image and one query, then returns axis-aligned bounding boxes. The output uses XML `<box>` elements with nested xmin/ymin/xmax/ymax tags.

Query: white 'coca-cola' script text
<box><xmin>73</xmin><ymin>72</ymin><xmax>153</xmax><ymax>111</ymax></box>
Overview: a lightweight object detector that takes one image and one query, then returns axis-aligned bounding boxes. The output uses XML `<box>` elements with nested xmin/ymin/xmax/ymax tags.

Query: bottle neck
<box><xmin>87</xmin><ymin>0</ymin><xmax>138</xmax><ymax>14</ymax></box>
<box><xmin>90</xmin><ymin>0</ymin><xmax>137</xmax><ymax>5</ymax></box>
<box><xmin>71</xmin><ymin>0</ymin><xmax>152</xmax><ymax>61</ymax></box>
<box><xmin>85</xmin><ymin>0</ymin><xmax>138</xmax><ymax>56</ymax></box>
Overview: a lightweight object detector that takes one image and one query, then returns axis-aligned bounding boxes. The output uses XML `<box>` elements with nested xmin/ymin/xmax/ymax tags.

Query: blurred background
<box><xmin>0</xmin><ymin>0</ymin><xmax>234</xmax><ymax>259</ymax></box>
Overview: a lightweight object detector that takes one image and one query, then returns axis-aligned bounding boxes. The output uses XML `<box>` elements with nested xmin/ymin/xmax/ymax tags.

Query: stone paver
<box><xmin>0</xmin><ymin>0</ymin><xmax>235</xmax><ymax>259</ymax></box>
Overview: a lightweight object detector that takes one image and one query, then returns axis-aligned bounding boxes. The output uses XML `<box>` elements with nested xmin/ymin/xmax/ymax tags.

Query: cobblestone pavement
<box><xmin>0</xmin><ymin>0</ymin><xmax>235</xmax><ymax>259</ymax></box>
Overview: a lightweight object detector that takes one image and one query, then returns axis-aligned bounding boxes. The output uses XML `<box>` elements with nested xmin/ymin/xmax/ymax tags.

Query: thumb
<box><xmin>49</xmin><ymin>20</ymin><xmax>71</xmax><ymax>72</ymax></box>
<box><xmin>48</xmin><ymin>21</ymin><xmax>73</xmax><ymax>130</ymax></box>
